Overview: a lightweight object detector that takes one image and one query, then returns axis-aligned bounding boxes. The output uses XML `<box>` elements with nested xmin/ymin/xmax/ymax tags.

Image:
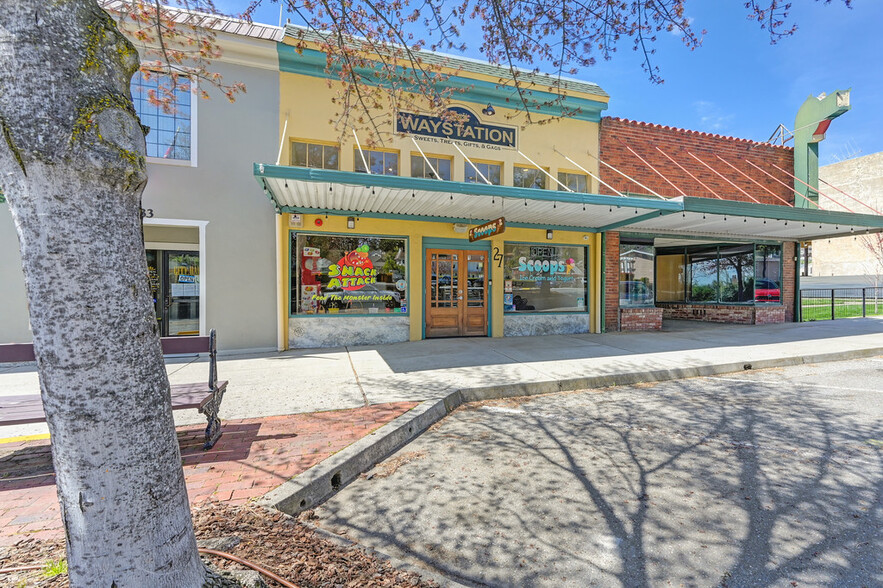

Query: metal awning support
<box><xmin>768</xmin><ymin>160</ymin><xmax>857</xmax><ymax>212</ymax></box>
<box><xmin>553</xmin><ymin>147</ymin><xmax>626</xmax><ymax>197</ymax></box>
<box><xmin>411</xmin><ymin>137</ymin><xmax>441</xmax><ymax>180</ymax></box>
<box><xmin>742</xmin><ymin>159</ymin><xmax>831</xmax><ymax>210</ymax></box>
<box><xmin>353</xmin><ymin>130</ymin><xmax>371</xmax><ymax>174</ymax></box>
<box><xmin>453</xmin><ymin>141</ymin><xmax>492</xmax><ymax>185</ymax></box>
<box><xmin>615</xmin><ymin>138</ymin><xmax>687</xmax><ymax>198</ymax></box>
<box><xmin>589</xmin><ymin>152</ymin><xmax>668</xmax><ymax>200</ymax></box>
<box><xmin>654</xmin><ymin>146</ymin><xmax>724</xmax><ymax>200</ymax></box>
<box><xmin>518</xmin><ymin>150</ymin><xmax>572</xmax><ymax>191</ymax></box>
<box><xmin>819</xmin><ymin>177</ymin><xmax>881</xmax><ymax>215</ymax></box>
<box><xmin>713</xmin><ymin>154</ymin><xmax>791</xmax><ymax>206</ymax></box>
<box><xmin>687</xmin><ymin>151</ymin><xmax>762</xmax><ymax>204</ymax></box>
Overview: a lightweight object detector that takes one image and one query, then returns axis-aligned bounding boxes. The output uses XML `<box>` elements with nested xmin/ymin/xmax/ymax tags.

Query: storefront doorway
<box><xmin>146</xmin><ymin>249</ymin><xmax>201</xmax><ymax>336</ymax></box>
<box><xmin>425</xmin><ymin>249</ymin><xmax>488</xmax><ymax>337</ymax></box>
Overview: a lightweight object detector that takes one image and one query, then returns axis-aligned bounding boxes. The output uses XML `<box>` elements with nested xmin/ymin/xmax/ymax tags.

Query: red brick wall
<box><xmin>604</xmin><ymin>232</ymin><xmax>620</xmax><ymax>331</ymax></box>
<box><xmin>599</xmin><ymin>118</ymin><xmax>795</xmax><ymax>205</ymax></box>
<box><xmin>620</xmin><ymin>307</ymin><xmax>663</xmax><ymax>331</ymax></box>
<box><xmin>756</xmin><ymin>306</ymin><xmax>787</xmax><ymax>325</ymax></box>
<box><xmin>658</xmin><ymin>304</ymin><xmax>755</xmax><ymax>324</ymax></box>
<box><xmin>782</xmin><ymin>241</ymin><xmax>796</xmax><ymax>322</ymax></box>
<box><xmin>657</xmin><ymin>303</ymin><xmax>787</xmax><ymax>325</ymax></box>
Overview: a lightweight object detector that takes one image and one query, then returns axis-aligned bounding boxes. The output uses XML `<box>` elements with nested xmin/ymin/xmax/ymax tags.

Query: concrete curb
<box><xmin>260</xmin><ymin>346</ymin><xmax>883</xmax><ymax>517</ymax></box>
<box><xmin>259</xmin><ymin>394</ymin><xmax>462</xmax><ymax>514</ymax></box>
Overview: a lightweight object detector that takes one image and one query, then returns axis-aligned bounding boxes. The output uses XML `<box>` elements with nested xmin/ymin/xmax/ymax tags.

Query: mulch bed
<box><xmin>0</xmin><ymin>502</ymin><xmax>438</xmax><ymax>587</ymax></box>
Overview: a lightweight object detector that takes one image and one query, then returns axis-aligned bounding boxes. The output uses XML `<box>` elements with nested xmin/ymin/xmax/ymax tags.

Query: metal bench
<box><xmin>0</xmin><ymin>329</ymin><xmax>228</xmax><ymax>449</ymax></box>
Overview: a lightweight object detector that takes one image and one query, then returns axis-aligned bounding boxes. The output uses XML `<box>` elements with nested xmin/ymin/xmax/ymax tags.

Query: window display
<box><xmin>503</xmin><ymin>243</ymin><xmax>587</xmax><ymax>312</ymax></box>
<box><xmin>656</xmin><ymin>243</ymin><xmax>782</xmax><ymax>304</ymax></box>
<box><xmin>619</xmin><ymin>243</ymin><xmax>655</xmax><ymax>306</ymax></box>
<box><xmin>292</xmin><ymin>234</ymin><xmax>407</xmax><ymax>315</ymax></box>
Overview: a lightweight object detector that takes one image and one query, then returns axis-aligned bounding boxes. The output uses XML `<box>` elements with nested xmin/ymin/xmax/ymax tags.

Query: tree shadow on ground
<box><xmin>316</xmin><ymin>376</ymin><xmax>883</xmax><ymax>587</ymax></box>
<box><xmin>0</xmin><ymin>422</ymin><xmax>299</xmax><ymax>491</ymax></box>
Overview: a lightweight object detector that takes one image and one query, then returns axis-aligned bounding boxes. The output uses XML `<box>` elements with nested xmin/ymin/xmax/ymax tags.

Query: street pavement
<box><xmin>313</xmin><ymin>357</ymin><xmax>883</xmax><ymax>588</ymax></box>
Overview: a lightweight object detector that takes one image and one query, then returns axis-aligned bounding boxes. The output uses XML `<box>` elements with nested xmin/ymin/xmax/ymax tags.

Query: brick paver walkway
<box><xmin>0</xmin><ymin>402</ymin><xmax>416</xmax><ymax>547</ymax></box>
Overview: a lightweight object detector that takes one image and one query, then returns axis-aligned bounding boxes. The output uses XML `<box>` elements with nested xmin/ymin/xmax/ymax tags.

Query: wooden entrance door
<box><xmin>425</xmin><ymin>249</ymin><xmax>488</xmax><ymax>337</ymax></box>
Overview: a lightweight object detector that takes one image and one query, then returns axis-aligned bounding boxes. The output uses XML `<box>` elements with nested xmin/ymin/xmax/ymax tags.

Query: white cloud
<box><xmin>693</xmin><ymin>100</ymin><xmax>735</xmax><ymax>132</ymax></box>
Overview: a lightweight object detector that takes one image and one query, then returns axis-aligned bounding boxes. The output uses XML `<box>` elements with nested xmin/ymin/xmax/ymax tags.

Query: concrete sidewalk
<box><xmin>2</xmin><ymin>318</ymin><xmax>881</xmax><ymax>440</ymax></box>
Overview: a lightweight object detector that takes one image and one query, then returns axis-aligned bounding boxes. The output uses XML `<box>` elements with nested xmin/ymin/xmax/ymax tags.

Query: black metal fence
<box><xmin>800</xmin><ymin>287</ymin><xmax>883</xmax><ymax>321</ymax></box>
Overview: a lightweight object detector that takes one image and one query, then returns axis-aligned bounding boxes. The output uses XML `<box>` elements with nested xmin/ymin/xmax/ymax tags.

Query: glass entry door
<box><xmin>425</xmin><ymin>249</ymin><xmax>488</xmax><ymax>337</ymax></box>
<box><xmin>147</xmin><ymin>249</ymin><xmax>200</xmax><ymax>336</ymax></box>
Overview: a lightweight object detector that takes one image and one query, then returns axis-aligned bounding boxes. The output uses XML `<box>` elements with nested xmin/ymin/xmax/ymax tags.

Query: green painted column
<box><xmin>793</xmin><ymin>90</ymin><xmax>850</xmax><ymax>208</ymax></box>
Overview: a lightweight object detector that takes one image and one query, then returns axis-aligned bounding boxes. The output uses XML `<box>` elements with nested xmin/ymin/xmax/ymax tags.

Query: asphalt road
<box><xmin>314</xmin><ymin>357</ymin><xmax>883</xmax><ymax>588</ymax></box>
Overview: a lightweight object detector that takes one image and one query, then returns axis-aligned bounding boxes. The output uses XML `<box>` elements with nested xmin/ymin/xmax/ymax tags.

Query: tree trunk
<box><xmin>0</xmin><ymin>2</ymin><xmax>205</xmax><ymax>585</ymax></box>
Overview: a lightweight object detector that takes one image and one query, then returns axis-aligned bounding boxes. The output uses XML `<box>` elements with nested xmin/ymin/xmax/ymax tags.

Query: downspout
<box><xmin>793</xmin><ymin>90</ymin><xmax>850</xmax><ymax>208</ymax></box>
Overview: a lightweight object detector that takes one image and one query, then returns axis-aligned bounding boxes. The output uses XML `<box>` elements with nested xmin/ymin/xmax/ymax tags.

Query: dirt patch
<box><xmin>0</xmin><ymin>502</ymin><xmax>438</xmax><ymax>587</ymax></box>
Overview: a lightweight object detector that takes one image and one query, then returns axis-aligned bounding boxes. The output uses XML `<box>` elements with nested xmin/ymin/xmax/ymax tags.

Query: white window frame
<box><xmin>133</xmin><ymin>67</ymin><xmax>199</xmax><ymax>168</ymax></box>
<box><xmin>142</xmin><ymin>218</ymin><xmax>208</xmax><ymax>336</ymax></box>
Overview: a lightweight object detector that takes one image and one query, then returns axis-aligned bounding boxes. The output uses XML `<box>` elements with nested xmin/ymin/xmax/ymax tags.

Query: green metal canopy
<box><xmin>253</xmin><ymin>163</ymin><xmax>883</xmax><ymax>240</ymax></box>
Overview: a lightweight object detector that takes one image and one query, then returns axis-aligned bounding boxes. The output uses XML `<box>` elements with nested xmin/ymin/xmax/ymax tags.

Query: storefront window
<box><xmin>755</xmin><ymin>244</ymin><xmax>782</xmax><ymax>303</ymax></box>
<box><xmin>464</xmin><ymin>161</ymin><xmax>502</xmax><ymax>185</ymax></box>
<box><xmin>620</xmin><ymin>243</ymin><xmax>655</xmax><ymax>306</ymax></box>
<box><xmin>656</xmin><ymin>253</ymin><xmax>686</xmax><ymax>302</ymax></box>
<box><xmin>503</xmin><ymin>243</ymin><xmax>587</xmax><ymax>312</ymax></box>
<box><xmin>513</xmin><ymin>165</ymin><xmax>547</xmax><ymax>189</ymax></box>
<box><xmin>558</xmin><ymin>171</ymin><xmax>588</xmax><ymax>193</ymax></box>
<box><xmin>291</xmin><ymin>141</ymin><xmax>339</xmax><ymax>169</ymax></box>
<box><xmin>354</xmin><ymin>149</ymin><xmax>398</xmax><ymax>175</ymax></box>
<box><xmin>688</xmin><ymin>249</ymin><xmax>718</xmax><ymax>302</ymax></box>
<box><xmin>657</xmin><ymin>243</ymin><xmax>781</xmax><ymax>304</ymax></box>
<box><xmin>719</xmin><ymin>244</ymin><xmax>754</xmax><ymax>302</ymax></box>
<box><xmin>411</xmin><ymin>155</ymin><xmax>451</xmax><ymax>180</ymax></box>
<box><xmin>291</xmin><ymin>234</ymin><xmax>407</xmax><ymax>315</ymax></box>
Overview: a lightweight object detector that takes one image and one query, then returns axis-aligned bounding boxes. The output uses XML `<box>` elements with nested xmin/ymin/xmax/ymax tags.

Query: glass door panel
<box><xmin>165</xmin><ymin>251</ymin><xmax>200</xmax><ymax>336</ymax></box>
<box><xmin>466</xmin><ymin>255</ymin><xmax>485</xmax><ymax>308</ymax></box>
<box><xmin>430</xmin><ymin>253</ymin><xmax>458</xmax><ymax>308</ymax></box>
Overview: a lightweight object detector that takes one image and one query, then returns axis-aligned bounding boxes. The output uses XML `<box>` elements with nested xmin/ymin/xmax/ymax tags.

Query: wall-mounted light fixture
<box><xmin>347</xmin><ymin>216</ymin><xmax>356</xmax><ymax>229</ymax></box>
<box><xmin>481</xmin><ymin>104</ymin><xmax>496</xmax><ymax>116</ymax></box>
<box><xmin>546</xmin><ymin>229</ymin><xmax>554</xmax><ymax>240</ymax></box>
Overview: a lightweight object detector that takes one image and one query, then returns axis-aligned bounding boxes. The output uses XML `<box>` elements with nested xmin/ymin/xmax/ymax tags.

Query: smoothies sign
<box><xmin>327</xmin><ymin>245</ymin><xmax>378</xmax><ymax>290</ymax></box>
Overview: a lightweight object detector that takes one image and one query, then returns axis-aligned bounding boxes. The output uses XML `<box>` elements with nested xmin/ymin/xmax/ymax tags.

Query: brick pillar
<box><xmin>783</xmin><ymin>241</ymin><xmax>796</xmax><ymax>322</ymax></box>
<box><xmin>604</xmin><ymin>232</ymin><xmax>620</xmax><ymax>331</ymax></box>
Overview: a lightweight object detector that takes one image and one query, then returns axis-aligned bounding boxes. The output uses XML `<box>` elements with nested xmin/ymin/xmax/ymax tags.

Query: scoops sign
<box><xmin>326</xmin><ymin>245</ymin><xmax>378</xmax><ymax>290</ymax></box>
<box><xmin>468</xmin><ymin>217</ymin><xmax>506</xmax><ymax>242</ymax></box>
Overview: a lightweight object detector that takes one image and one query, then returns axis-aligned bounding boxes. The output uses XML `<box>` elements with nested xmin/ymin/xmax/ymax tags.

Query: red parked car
<box><xmin>755</xmin><ymin>278</ymin><xmax>781</xmax><ymax>302</ymax></box>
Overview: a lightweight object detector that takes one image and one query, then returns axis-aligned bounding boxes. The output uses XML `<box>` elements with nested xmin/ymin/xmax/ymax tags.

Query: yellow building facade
<box><xmin>260</xmin><ymin>30</ymin><xmax>614</xmax><ymax>349</ymax></box>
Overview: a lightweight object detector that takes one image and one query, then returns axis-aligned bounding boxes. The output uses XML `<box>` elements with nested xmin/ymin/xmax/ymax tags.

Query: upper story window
<box><xmin>354</xmin><ymin>148</ymin><xmax>399</xmax><ymax>175</ymax></box>
<box><xmin>411</xmin><ymin>154</ymin><xmax>451</xmax><ymax>180</ymax></box>
<box><xmin>558</xmin><ymin>171</ymin><xmax>588</xmax><ymax>193</ymax></box>
<box><xmin>464</xmin><ymin>161</ymin><xmax>502</xmax><ymax>185</ymax></box>
<box><xmin>291</xmin><ymin>141</ymin><xmax>339</xmax><ymax>169</ymax></box>
<box><xmin>131</xmin><ymin>71</ymin><xmax>195</xmax><ymax>165</ymax></box>
<box><xmin>513</xmin><ymin>165</ymin><xmax>547</xmax><ymax>189</ymax></box>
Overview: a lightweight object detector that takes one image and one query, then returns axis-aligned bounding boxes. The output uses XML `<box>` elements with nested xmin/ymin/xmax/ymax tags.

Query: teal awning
<box><xmin>253</xmin><ymin>163</ymin><xmax>883</xmax><ymax>240</ymax></box>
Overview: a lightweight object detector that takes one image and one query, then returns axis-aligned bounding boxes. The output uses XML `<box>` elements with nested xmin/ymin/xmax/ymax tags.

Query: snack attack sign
<box><xmin>326</xmin><ymin>245</ymin><xmax>377</xmax><ymax>290</ymax></box>
<box><xmin>396</xmin><ymin>106</ymin><xmax>516</xmax><ymax>149</ymax></box>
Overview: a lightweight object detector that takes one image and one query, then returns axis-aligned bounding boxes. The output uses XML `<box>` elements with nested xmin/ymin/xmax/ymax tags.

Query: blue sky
<box><xmin>219</xmin><ymin>1</ymin><xmax>881</xmax><ymax>165</ymax></box>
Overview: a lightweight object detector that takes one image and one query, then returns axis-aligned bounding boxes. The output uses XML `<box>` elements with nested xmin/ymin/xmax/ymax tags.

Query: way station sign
<box><xmin>469</xmin><ymin>217</ymin><xmax>506</xmax><ymax>242</ymax></box>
